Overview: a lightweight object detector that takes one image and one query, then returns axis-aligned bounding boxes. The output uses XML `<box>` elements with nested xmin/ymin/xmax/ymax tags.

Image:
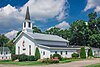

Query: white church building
<box><xmin>14</xmin><ymin>7</ymin><xmax>100</xmax><ymax>59</ymax></box>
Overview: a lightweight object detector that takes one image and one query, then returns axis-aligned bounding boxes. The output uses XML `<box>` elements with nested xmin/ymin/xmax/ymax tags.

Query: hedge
<box><xmin>11</xmin><ymin>54</ymin><xmax>36</xmax><ymax>61</ymax></box>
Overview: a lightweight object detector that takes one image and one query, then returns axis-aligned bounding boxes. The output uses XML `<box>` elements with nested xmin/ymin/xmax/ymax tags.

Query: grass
<box><xmin>59</xmin><ymin>58</ymin><xmax>84</xmax><ymax>63</ymax></box>
<box><xmin>85</xmin><ymin>63</ymin><xmax>100</xmax><ymax>67</ymax></box>
<box><xmin>0</xmin><ymin>58</ymin><xmax>85</xmax><ymax>66</ymax></box>
<box><xmin>0</xmin><ymin>60</ymin><xmax>44</xmax><ymax>66</ymax></box>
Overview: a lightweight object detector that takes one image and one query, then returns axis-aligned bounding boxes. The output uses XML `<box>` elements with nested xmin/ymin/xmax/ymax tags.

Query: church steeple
<box><xmin>25</xmin><ymin>6</ymin><xmax>30</xmax><ymax>20</ymax></box>
<box><xmin>22</xmin><ymin>6</ymin><xmax>32</xmax><ymax>33</ymax></box>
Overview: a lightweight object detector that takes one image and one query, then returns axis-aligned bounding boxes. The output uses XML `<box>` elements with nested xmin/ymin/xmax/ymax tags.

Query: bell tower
<box><xmin>22</xmin><ymin>6</ymin><xmax>32</xmax><ymax>33</ymax></box>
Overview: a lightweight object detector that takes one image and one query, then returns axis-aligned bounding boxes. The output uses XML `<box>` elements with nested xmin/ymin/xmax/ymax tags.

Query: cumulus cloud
<box><xmin>0</xmin><ymin>4</ymin><xmax>24</xmax><ymax>33</ymax></box>
<box><xmin>0</xmin><ymin>0</ymin><xmax>70</xmax><ymax>33</ymax></box>
<box><xmin>21</xmin><ymin>0</ymin><xmax>69</xmax><ymax>21</ymax></box>
<box><xmin>55</xmin><ymin>21</ymin><xmax>70</xmax><ymax>30</ymax></box>
<box><xmin>48</xmin><ymin>21</ymin><xmax>70</xmax><ymax>30</ymax></box>
<box><xmin>84</xmin><ymin>0</ymin><xmax>100</xmax><ymax>13</ymax></box>
<box><xmin>5</xmin><ymin>30</ymin><xmax>18</xmax><ymax>40</ymax></box>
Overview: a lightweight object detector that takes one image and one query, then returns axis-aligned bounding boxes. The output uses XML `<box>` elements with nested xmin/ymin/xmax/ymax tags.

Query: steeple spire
<box><xmin>25</xmin><ymin>6</ymin><xmax>30</xmax><ymax>20</ymax></box>
<box><xmin>23</xmin><ymin>6</ymin><xmax>32</xmax><ymax>33</ymax></box>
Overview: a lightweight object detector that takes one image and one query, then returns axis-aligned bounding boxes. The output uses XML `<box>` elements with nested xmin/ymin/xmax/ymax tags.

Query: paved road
<box><xmin>0</xmin><ymin>58</ymin><xmax>100</xmax><ymax>67</ymax></box>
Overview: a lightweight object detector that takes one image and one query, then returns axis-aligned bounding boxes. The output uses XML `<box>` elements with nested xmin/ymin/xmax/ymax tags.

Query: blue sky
<box><xmin>0</xmin><ymin>0</ymin><xmax>100</xmax><ymax>34</ymax></box>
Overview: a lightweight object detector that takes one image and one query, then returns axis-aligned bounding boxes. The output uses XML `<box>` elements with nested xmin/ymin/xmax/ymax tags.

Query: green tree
<box><xmin>58</xmin><ymin>29</ymin><xmax>71</xmax><ymax>40</ymax></box>
<box><xmin>32</xmin><ymin>26</ymin><xmax>42</xmax><ymax>33</ymax></box>
<box><xmin>69</xmin><ymin>20</ymin><xmax>87</xmax><ymax>46</ymax></box>
<box><xmin>35</xmin><ymin>47</ymin><xmax>40</xmax><ymax>60</ymax></box>
<box><xmin>88</xmin><ymin>48</ymin><xmax>93</xmax><ymax>57</ymax></box>
<box><xmin>89</xmin><ymin>34</ymin><xmax>100</xmax><ymax>48</ymax></box>
<box><xmin>45</xmin><ymin>27</ymin><xmax>60</xmax><ymax>35</ymax></box>
<box><xmin>96</xmin><ymin>17</ymin><xmax>100</xmax><ymax>32</ymax></box>
<box><xmin>5</xmin><ymin>40</ymin><xmax>15</xmax><ymax>54</ymax></box>
<box><xmin>80</xmin><ymin>47</ymin><xmax>86</xmax><ymax>59</ymax></box>
<box><xmin>88</xmin><ymin>12</ymin><xmax>97</xmax><ymax>22</ymax></box>
<box><xmin>0</xmin><ymin>34</ymin><xmax>9</xmax><ymax>47</ymax></box>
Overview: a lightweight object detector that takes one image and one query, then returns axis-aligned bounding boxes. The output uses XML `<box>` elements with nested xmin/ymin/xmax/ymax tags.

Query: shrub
<box><xmin>52</xmin><ymin>54</ymin><xmax>62</xmax><ymax>60</ymax></box>
<box><xmin>27</xmin><ymin>56</ymin><xmax>36</xmax><ymax>61</ymax></box>
<box><xmin>41</xmin><ymin>58</ymin><xmax>59</xmax><ymax>64</ymax></box>
<box><xmin>80</xmin><ymin>47</ymin><xmax>86</xmax><ymax>59</ymax></box>
<box><xmin>61</xmin><ymin>57</ymin><xmax>67</xmax><ymax>61</ymax></box>
<box><xmin>72</xmin><ymin>53</ymin><xmax>79</xmax><ymax>58</ymax></box>
<box><xmin>35</xmin><ymin>47</ymin><xmax>40</xmax><ymax>60</ymax></box>
<box><xmin>11</xmin><ymin>54</ymin><xmax>19</xmax><ymax>61</ymax></box>
<box><xmin>50</xmin><ymin>59</ymin><xmax>59</xmax><ymax>63</ymax></box>
<box><xmin>19</xmin><ymin>54</ymin><xmax>28</xmax><ymax>62</ymax></box>
<box><xmin>42</xmin><ymin>58</ymin><xmax>50</xmax><ymax>63</ymax></box>
<box><xmin>88</xmin><ymin>48</ymin><xmax>93</xmax><ymax>57</ymax></box>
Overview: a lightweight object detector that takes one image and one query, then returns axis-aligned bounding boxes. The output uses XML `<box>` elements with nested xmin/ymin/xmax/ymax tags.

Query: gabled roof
<box><xmin>0</xmin><ymin>47</ymin><xmax>10</xmax><ymax>52</ymax></box>
<box><xmin>14</xmin><ymin>32</ymin><xmax>69</xmax><ymax>43</ymax></box>
<box><xmin>26</xmin><ymin>32</ymin><xmax>68</xmax><ymax>42</ymax></box>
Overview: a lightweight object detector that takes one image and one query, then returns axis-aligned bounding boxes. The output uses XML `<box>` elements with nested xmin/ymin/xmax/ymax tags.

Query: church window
<box><xmin>28</xmin><ymin>22</ymin><xmax>31</xmax><ymax>27</ymax></box>
<box><xmin>2</xmin><ymin>57</ymin><xmax>3</xmax><ymax>59</ymax></box>
<box><xmin>61</xmin><ymin>51</ymin><xmax>63</xmax><ymax>55</ymax></box>
<box><xmin>24</xmin><ymin>22</ymin><xmax>26</xmax><ymax>27</ymax></box>
<box><xmin>43</xmin><ymin>51</ymin><xmax>45</xmax><ymax>55</ymax></box>
<box><xmin>18</xmin><ymin>46</ymin><xmax>20</xmax><ymax>54</ymax></box>
<box><xmin>55</xmin><ymin>51</ymin><xmax>57</xmax><ymax>54</ymax></box>
<box><xmin>29</xmin><ymin>45</ymin><xmax>31</xmax><ymax>55</ymax></box>
<box><xmin>66</xmin><ymin>51</ymin><xmax>67</xmax><ymax>55</ymax></box>
<box><xmin>6</xmin><ymin>57</ymin><xmax>7</xmax><ymax>59</ymax></box>
<box><xmin>6</xmin><ymin>52</ymin><xmax>8</xmax><ymax>54</ymax></box>
<box><xmin>1</xmin><ymin>52</ymin><xmax>2</xmax><ymax>55</ymax></box>
<box><xmin>23</xmin><ymin>48</ymin><xmax>26</xmax><ymax>50</ymax></box>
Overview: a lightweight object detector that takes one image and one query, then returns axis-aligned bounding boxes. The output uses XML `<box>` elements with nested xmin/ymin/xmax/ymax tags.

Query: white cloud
<box><xmin>21</xmin><ymin>0</ymin><xmax>69</xmax><ymax>21</ymax></box>
<box><xmin>0</xmin><ymin>4</ymin><xmax>24</xmax><ymax>33</ymax></box>
<box><xmin>0</xmin><ymin>0</ymin><xmax>70</xmax><ymax>33</ymax></box>
<box><xmin>5</xmin><ymin>30</ymin><xmax>18</xmax><ymax>40</ymax></box>
<box><xmin>84</xmin><ymin>0</ymin><xmax>100</xmax><ymax>13</ymax></box>
<box><xmin>55</xmin><ymin>21</ymin><xmax>70</xmax><ymax>30</ymax></box>
<box><xmin>47</xmin><ymin>21</ymin><xmax>70</xmax><ymax>30</ymax></box>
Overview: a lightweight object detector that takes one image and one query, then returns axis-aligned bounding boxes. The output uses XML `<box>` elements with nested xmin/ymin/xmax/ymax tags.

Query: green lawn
<box><xmin>85</xmin><ymin>63</ymin><xmax>100</xmax><ymax>67</ymax></box>
<box><xmin>0</xmin><ymin>59</ymin><xmax>84</xmax><ymax>66</ymax></box>
<box><xmin>0</xmin><ymin>60</ymin><xmax>44</xmax><ymax>66</ymax></box>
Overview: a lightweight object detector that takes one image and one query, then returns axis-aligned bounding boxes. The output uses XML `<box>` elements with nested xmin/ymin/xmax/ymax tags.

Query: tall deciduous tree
<box><xmin>32</xmin><ymin>26</ymin><xmax>42</xmax><ymax>33</ymax></box>
<box><xmin>69</xmin><ymin>20</ymin><xmax>87</xmax><ymax>46</ymax></box>
<box><xmin>89</xmin><ymin>34</ymin><xmax>100</xmax><ymax>48</ymax></box>
<box><xmin>45</xmin><ymin>27</ymin><xmax>60</xmax><ymax>35</ymax></box>
<box><xmin>5</xmin><ymin>40</ymin><xmax>15</xmax><ymax>54</ymax></box>
<box><xmin>88</xmin><ymin>12</ymin><xmax>97</xmax><ymax>22</ymax></box>
<box><xmin>0</xmin><ymin>34</ymin><xmax>9</xmax><ymax>47</ymax></box>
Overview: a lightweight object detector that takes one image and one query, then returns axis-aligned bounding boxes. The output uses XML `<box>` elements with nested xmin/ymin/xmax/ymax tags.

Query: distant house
<box><xmin>92</xmin><ymin>48</ymin><xmax>100</xmax><ymax>57</ymax></box>
<box><xmin>0</xmin><ymin>47</ymin><xmax>11</xmax><ymax>60</ymax></box>
<box><xmin>14</xmin><ymin>7</ymin><xmax>100</xmax><ymax>59</ymax></box>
